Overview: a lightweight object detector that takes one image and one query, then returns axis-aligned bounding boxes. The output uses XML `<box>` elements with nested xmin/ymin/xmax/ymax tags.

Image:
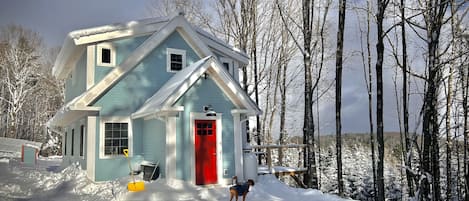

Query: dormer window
<box><xmin>220</xmin><ymin>57</ymin><xmax>233</xmax><ymax>75</ymax></box>
<box><xmin>97</xmin><ymin>43</ymin><xmax>116</xmax><ymax>67</ymax></box>
<box><xmin>167</xmin><ymin>48</ymin><xmax>186</xmax><ymax>72</ymax></box>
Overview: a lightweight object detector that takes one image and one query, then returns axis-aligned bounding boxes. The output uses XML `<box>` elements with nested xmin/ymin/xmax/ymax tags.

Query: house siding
<box><xmin>142</xmin><ymin>118</ymin><xmax>166</xmax><ymax>178</ymax></box>
<box><xmin>62</xmin><ymin>118</ymin><xmax>87</xmax><ymax>170</ymax></box>
<box><xmin>174</xmin><ymin>77</ymin><xmax>236</xmax><ymax>181</ymax></box>
<box><xmin>94</xmin><ymin>35</ymin><xmax>149</xmax><ymax>82</ymax></box>
<box><xmin>91</xmin><ymin>31</ymin><xmax>200</xmax><ymax>181</ymax></box>
<box><xmin>92</xmin><ymin>31</ymin><xmax>200</xmax><ymax>116</ymax></box>
<box><xmin>64</xmin><ymin>52</ymin><xmax>87</xmax><ymax>103</ymax></box>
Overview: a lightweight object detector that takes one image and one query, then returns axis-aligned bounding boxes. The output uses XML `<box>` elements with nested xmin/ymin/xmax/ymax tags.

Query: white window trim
<box><xmin>166</xmin><ymin>48</ymin><xmax>186</xmax><ymax>73</ymax></box>
<box><xmin>189</xmin><ymin>112</ymin><xmax>223</xmax><ymax>185</ymax></box>
<box><xmin>97</xmin><ymin>43</ymin><xmax>116</xmax><ymax>67</ymax></box>
<box><xmin>219</xmin><ymin>57</ymin><xmax>233</xmax><ymax>76</ymax></box>
<box><xmin>99</xmin><ymin>116</ymin><xmax>133</xmax><ymax>159</ymax></box>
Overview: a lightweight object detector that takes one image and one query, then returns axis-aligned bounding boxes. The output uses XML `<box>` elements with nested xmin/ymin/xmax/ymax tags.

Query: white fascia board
<box><xmin>195</xmin><ymin>28</ymin><xmax>249</xmax><ymax>64</ymax></box>
<box><xmin>173</xmin><ymin>17</ymin><xmax>212</xmax><ymax>58</ymax></box>
<box><xmin>198</xmin><ymin>34</ymin><xmax>249</xmax><ymax>65</ymax></box>
<box><xmin>73</xmin><ymin>22</ymin><xmax>167</xmax><ymax>45</ymax></box>
<box><xmin>68</xmin><ymin>106</ymin><xmax>101</xmax><ymax>111</ymax></box>
<box><xmin>70</xmin><ymin>17</ymin><xmax>170</xmax><ymax>45</ymax></box>
<box><xmin>53</xmin><ymin>37</ymin><xmax>86</xmax><ymax>79</ymax></box>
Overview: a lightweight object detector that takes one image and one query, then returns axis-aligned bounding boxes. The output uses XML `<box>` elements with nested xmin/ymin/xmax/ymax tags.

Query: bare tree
<box><xmin>0</xmin><ymin>25</ymin><xmax>42</xmax><ymax>139</ymax></box>
<box><xmin>374</xmin><ymin>0</ymin><xmax>389</xmax><ymax>200</ymax></box>
<box><xmin>335</xmin><ymin>0</ymin><xmax>346</xmax><ymax>195</ymax></box>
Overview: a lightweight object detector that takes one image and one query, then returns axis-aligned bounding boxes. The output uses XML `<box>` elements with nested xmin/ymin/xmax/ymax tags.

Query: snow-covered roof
<box><xmin>132</xmin><ymin>56</ymin><xmax>261</xmax><ymax>119</ymax></box>
<box><xmin>53</xmin><ymin>13</ymin><xmax>249</xmax><ymax>79</ymax></box>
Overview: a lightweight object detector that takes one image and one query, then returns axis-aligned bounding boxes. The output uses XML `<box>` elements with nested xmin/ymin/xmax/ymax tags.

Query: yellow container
<box><xmin>127</xmin><ymin>181</ymin><xmax>145</xmax><ymax>192</ymax></box>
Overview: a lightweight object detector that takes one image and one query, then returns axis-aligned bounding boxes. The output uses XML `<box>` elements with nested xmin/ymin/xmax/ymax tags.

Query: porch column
<box><xmin>231</xmin><ymin>110</ymin><xmax>244</xmax><ymax>180</ymax></box>
<box><xmin>165</xmin><ymin>116</ymin><xmax>177</xmax><ymax>182</ymax></box>
<box><xmin>86</xmin><ymin>116</ymin><xmax>96</xmax><ymax>181</ymax></box>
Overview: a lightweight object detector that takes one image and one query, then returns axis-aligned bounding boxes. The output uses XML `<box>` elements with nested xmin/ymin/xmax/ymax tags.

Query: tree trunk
<box><xmin>335</xmin><ymin>0</ymin><xmax>346</xmax><ymax>196</ymax></box>
<box><xmin>400</xmin><ymin>0</ymin><xmax>414</xmax><ymax>197</ymax></box>
<box><xmin>302</xmin><ymin>0</ymin><xmax>318</xmax><ymax>189</ymax></box>
<box><xmin>375</xmin><ymin>0</ymin><xmax>388</xmax><ymax>200</ymax></box>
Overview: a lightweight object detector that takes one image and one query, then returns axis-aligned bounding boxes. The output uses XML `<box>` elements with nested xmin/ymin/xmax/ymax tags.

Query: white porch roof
<box><xmin>131</xmin><ymin>56</ymin><xmax>261</xmax><ymax>119</ymax></box>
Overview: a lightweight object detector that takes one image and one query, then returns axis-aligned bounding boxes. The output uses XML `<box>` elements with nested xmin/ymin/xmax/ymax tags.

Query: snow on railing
<box><xmin>249</xmin><ymin>144</ymin><xmax>307</xmax><ymax>176</ymax></box>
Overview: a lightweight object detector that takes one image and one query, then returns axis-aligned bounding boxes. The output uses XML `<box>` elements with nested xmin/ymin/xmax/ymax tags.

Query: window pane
<box><xmin>105</xmin><ymin>147</ymin><xmax>113</xmax><ymax>155</ymax></box>
<box><xmin>102</xmin><ymin>48</ymin><xmax>111</xmax><ymax>63</ymax></box>
<box><xmin>105</xmin><ymin>139</ymin><xmax>112</xmax><ymax>146</ymax></box>
<box><xmin>112</xmin><ymin>123</ymin><xmax>121</xmax><ymax>130</ymax></box>
<box><xmin>112</xmin><ymin>131</ymin><xmax>120</xmax><ymax>138</ymax></box>
<box><xmin>121</xmin><ymin>139</ymin><xmax>128</xmax><ymax>147</ymax></box>
<box><xmin>171</xmin><ymin>54</ymin><xmax>182</xmax><ymax>62</ymax></box>
<box><xmin>223</xmin><ymin>62</ymin><xmax>229</xmax><ymax>70</ymax></box>
<box><xmin>121</xmin><ymin>123</ymin><xmax>128</xmax><ymax>130</ymax></box>
<box><xmin>207</xmin><ymin>123</ymin><xmax>212</xmax><ymax>128</ymax></box>
<box><xmin>105</xmin><ymin>123</ymin><xmax>112</xmax><ymax>130</ymax></box>
<box><xmin>121</xmin><ymin>130</ymin><xmax>128</xmax><ymax>138</ymax></box>
<box><xmin>105</xmin><ymin>130</ymin><xmax>112</xmax><ymax>138</ymax></box>
<box><xmin>171</xmin><ymin>63</ymin><xmax>182</xmax><ymax>71</ymax></box>
<box><xmin>207</xmin><ymin>130</ymin><xmax>213</xmax><ymax>135</ymax></box>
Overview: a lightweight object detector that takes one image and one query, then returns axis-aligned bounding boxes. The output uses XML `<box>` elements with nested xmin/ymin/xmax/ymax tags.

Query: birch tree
<box><xmin>0</xmin><ymin>25</ymin><xmax>42</xmax><ymax>139</ymax></box>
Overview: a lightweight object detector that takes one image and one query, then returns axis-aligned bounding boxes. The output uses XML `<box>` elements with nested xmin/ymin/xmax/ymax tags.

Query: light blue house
<box><xmin>47</xmin><ymin>13</ymin><xmax>261</xmax><ymax>185</ymax></box>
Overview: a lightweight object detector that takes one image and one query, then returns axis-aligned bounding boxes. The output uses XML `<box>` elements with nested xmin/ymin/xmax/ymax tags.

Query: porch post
<box><xmin>166</xmin><ymin>116</ymin><xmax>177</xmax><ymax>182</ymax></box>
<box><xmin>86</xmin><ymin>116</ymin><xmax>96</xmax><ymax>181</ymax></box>
<box><xmin>232</xmin><ymin>111</ymin><xmax>244</xmax><ymax>180</ymax></box>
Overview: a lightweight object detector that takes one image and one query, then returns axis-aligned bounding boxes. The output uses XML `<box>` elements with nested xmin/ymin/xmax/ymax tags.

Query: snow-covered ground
<box><xmin>0</xmin><ymin>138</ymin><xmax>351</xmax><ymax>201</ymax></box>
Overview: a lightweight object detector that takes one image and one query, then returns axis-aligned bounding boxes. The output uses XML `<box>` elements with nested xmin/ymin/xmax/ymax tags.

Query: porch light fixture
<box><xmin>203</xmin><ymin>105</ymin><xmax>216</xmax><ymax>117</ymax></box>
<box><xmin>203</xmin><ymin>73</ymin><xmax>209</xmax><ymax>79</ymax></box>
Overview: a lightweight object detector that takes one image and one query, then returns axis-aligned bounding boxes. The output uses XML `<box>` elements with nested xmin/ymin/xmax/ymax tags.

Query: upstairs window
<box><xmin>97</xmin><ymin>43</ymin><xmax>116</xmax><ymax>67</ymax></box>
<box><xmin>167</xmin><ymin>48</ymin><xmax>186</xmax><ymax>72</ymax></box>
<box><xmin>220</xmin><ymin>57</ymin><xmax>233</xmax><ymax>75</ymax></box>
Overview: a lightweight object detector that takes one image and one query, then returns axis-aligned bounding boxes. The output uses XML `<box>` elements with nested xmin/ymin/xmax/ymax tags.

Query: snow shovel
<box><xmin>123</xmin><ymin>149</ymin><xmax>145</xmax><ymax>192</ymax></box>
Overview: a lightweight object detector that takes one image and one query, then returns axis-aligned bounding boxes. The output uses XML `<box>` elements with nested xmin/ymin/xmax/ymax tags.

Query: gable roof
<box><xmin>132</xmin><ymin>56</ymin><xmax>261</xmax><ymax>119</ymax></box>
<box><xmin>53</xmin><ymin>13</ymin><xmax>248</xmax><ymax>79</ymax></box>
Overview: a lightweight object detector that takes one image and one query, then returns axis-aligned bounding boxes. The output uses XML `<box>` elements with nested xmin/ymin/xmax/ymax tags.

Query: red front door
<box><xmin>195</xmin><ymin>120</ymin><xmax>217</xmax><ymax>185</ymax></box>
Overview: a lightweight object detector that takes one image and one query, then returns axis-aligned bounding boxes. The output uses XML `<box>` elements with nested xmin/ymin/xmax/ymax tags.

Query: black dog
<box><xmin>229</xmin><ymin>176</ymin><xmax>255</xmax><ymax>201</ymax></box>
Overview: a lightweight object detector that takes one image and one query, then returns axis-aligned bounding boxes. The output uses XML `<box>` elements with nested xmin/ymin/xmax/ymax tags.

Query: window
<box><xmin>97</xmin><ymin>43</ymin><xmax>116</xmax><ymax>67</ymax></box>
<box><xmin>64</xmin><ymin>132</ymin><xmax>67</xmax><ymax>156</ymax></box>
<box><xmin>80</xmin><ymin>125</ymin><xmax>85</xmax><ymax>157</ymax></box>
<box><xmin>222</xmin><ymin>62</ymin><xmax>229</xmax><ymax>71</ymax></box>
<box><xmin>101</xmin><ymin>48</ymin><xmax>111</xmax><ymax>63</ymax></box>
<box><xmin>219</xmin><ymin>57</ymin><xmax>233</xmax><ymax>75</ymax></box>
<box><xmin>196</xmin><ymin>121</ymin><xmax>214</xmax><ymax>136</ymax></box>
<box><xmin>71</xmin><ymin>129</ymin><xmax>75</xmax><ymax>156</ymax></box>
<box><xmin>167</xmin><ymin>48</ymin><xmax>186</xmax><ymax>72</ymax></box>
<box><xmin>104</xmin><ymin>122</ymin><xmax>128</xmax><ymax>156</ymax></box>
